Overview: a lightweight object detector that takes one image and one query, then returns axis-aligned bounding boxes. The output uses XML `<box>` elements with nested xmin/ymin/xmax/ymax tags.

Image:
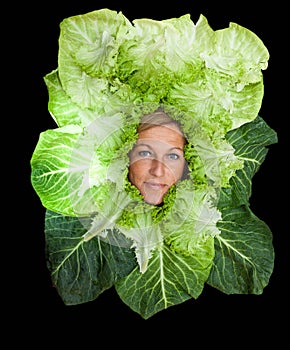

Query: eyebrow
<box><xmin>134</xmin><ymin>143</ymin><xmax>184</xmax><ymax>152</ymax></box>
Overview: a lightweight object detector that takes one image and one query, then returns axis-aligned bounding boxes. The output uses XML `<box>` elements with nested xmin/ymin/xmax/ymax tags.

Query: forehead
<box><xmin>136</xmin><ymin>124</ymin><xmax>185</xmax><ymax>148</ymax></box>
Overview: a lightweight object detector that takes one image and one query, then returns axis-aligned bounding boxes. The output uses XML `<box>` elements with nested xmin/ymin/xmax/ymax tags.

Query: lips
<box><xmin>144</xmin><ymin>182</ymin><xmax>167</xmax><ymax>190</ymax></box>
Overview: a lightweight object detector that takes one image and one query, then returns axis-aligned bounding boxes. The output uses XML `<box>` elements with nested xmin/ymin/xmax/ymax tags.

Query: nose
<box><xmin>149</xmin><ymin>158</ymin><xmax>166</xmax><ymax>177</ymax></box>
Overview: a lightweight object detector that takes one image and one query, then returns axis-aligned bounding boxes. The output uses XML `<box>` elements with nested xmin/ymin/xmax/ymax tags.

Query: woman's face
<box><xmin>128</xmin><ymin>123</ymin><xmax>186</xmax><ymax>205</ymax></box>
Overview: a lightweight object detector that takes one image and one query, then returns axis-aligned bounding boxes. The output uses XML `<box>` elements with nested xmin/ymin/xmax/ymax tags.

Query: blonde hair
<box><xmin>138</xmin><ymin>108</ymin><xmax>184</xmax><ymax>135</ymax></box>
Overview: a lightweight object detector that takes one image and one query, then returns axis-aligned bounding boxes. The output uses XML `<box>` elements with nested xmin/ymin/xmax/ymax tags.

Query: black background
<box><xmin>15</xmin><ymin>0</ymin><xmax>286</xmax><ymax>345</ymax></box>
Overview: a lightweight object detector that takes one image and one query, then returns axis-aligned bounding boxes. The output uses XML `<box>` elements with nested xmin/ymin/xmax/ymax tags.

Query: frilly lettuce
<box><xmin>30</xmin><ymin>8</ymin><xmax>277</xmax><ymax>319</ymax></box>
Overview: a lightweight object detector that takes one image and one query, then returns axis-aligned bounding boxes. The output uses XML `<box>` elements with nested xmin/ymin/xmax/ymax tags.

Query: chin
<box><xmin>144</xmin><ymin>195</ymin><xmax>163</xmax><ymax>206</ymax></box>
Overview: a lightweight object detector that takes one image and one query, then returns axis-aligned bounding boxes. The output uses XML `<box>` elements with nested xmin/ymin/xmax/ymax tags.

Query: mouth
<box><xmin>144</xmin><ymin>182</ymin><xmax>167</xmax><ymax>190</ymax></box>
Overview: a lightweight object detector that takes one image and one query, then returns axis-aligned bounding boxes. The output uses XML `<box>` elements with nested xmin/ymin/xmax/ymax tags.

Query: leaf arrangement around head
<box><xmin>31</xmin><ymin>8</ymin><xmax>277</xmax><ymax>319</ymax></box>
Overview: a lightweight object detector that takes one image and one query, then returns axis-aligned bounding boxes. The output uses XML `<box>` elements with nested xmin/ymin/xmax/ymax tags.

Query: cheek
<box><xmin>128</xmin><ymin>161</ymin><xmax>146</xmax><ymax>184</ymax></box>
<box><xmin>168</xmin><ymin>161</ymin><xmax>186</xmax><ymax>182</ymax></box>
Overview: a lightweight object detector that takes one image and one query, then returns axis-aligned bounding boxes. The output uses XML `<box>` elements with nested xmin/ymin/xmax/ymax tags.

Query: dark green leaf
<box><xmin>221</xmin><ymin>116</ymin><xmax>278</xmax><ymax>207</ymax></box>
<box><xmin>207</xmin><ymin>116</ymin><xmax>277</xmax><ymax>294</ymax></box>
<box><xmin>116</xmin><ymin>237</ymin><xmax>214</xmax><ymax>319</ymax></box>
<box><xmin>207</xmin><ymin>206</ymin><xmax>274</xmax><ymax>294</ymax></box>
<box><xmin>45</xmin><ymin>210</ymin><xmax>137</xmax><ymax>305</ymax></box>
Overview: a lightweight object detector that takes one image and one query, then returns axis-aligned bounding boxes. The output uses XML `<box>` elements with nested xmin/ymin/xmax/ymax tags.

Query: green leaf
<box><xmin>30</xmin><ymin>117</ymin><xmax>127</xmax><ymax>216</ymax></box>
<box><xmin>220</xmin><ymin>115</ymin><xmax>278</xmax><ymax>207</ymax></box>
<box><xmin>30</xmin><ymin>125</ymin><xmax>84</xmax><ymax>216</ymax></box>
<box><xmin>44</xmin><ymin>69</ymin><xmax>101</xmax><ymax>128</ymax></box>
<box><xmin>207</xmin><ymin>206</ymin><xmax>274</xmax><ymax>294</ymax></box>
<box><xmin>44</xmin><ymin>210</ymin><xmax>137</xmax><ymax>305</ymax></box>
<box><xmin>58</xmin><ymin>9</ymin><xmax>133</xmax><ymax>110</ymax></box>
<box><xmin>31</xmin><ymin>9</ymin><xmax>278</xmax><ymax>319</ymax></box>
<box><xmin>207</xmin><ymin>116</ymin><xmax>277</xmax><ymax>294</ymax></box>
<box><xmin>115</xmin><ymin>237</ymin><xmax>214</xmax><ymax>319</ymax></box>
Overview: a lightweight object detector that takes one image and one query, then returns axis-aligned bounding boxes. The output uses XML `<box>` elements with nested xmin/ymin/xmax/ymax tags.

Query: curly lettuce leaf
<box><xmin>58</xmin><ymin>9</ymin><xmax>136</xmax><ymax>111</ymax></box>
<box><xmin>162</xmin><ymin>181</ymin><xmax>222</xmax><ymax>256</ymax></box>
<box><xmin>54</xmin><ymin>9</ymin><xmax>268</xmax><ymax>130</ymax></box>
<box><xmin>116</xmin><ymin>209</ymin><xmax>163</xmax><ymax>273</ymax></box>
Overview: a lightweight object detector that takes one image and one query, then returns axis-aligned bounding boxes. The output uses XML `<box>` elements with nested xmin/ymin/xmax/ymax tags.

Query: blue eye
<box><xmin>168</xmin><ymin>153</ymin><xmax>179</xmax><ymax>160</ymax></box>
<box><xmin>139</xmin><ymin>150</ymin><xmax>151</xmax><ymax>157</ymax></box>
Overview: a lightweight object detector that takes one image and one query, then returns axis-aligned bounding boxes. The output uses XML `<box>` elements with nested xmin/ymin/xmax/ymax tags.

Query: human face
<box><xmin>128</xmin><ymin>123</ymin><xmax>186</xmax><ymax>205</ymax></box>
